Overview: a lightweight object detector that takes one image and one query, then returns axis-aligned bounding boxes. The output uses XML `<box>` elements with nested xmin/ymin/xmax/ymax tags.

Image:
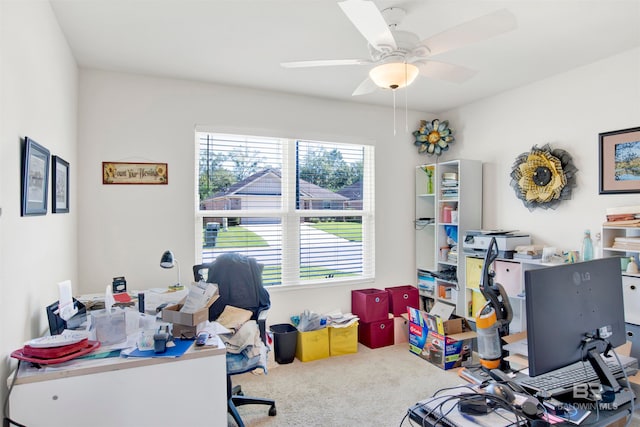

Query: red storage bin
<box><xmin>358</xmin><ymin>318</ymin><xmax>394</xmax><ymax>349</ymax></box>
<box><xmin>385</xmin><ymin>285</ymin><xmax>419</xmax><ymax>317</ymax></box>
<box><xmin>351</xmin><ymin>288</ymin><xmax>389</xmax><ymax>323</ymax></box>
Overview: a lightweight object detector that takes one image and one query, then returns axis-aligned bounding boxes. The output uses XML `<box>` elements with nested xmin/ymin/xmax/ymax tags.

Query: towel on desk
<box><xmin>220</xmin><ymin>320</ymin><xmax>262</xmax><ymax>359</ymax></box>
<box><xmin>221</xmin><ymin>319</ymin><xmax>268</xmax><ymax>375</ymax></box>
<box><xmin>216</xmin><ymin>305</ymin><xmax>253</xmax><ymax>333</ymax></box>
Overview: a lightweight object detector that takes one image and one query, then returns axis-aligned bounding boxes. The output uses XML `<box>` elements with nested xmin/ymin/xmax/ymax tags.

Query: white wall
<box><xmin>442</xmin><ymin>47</ymin><xmax>640</xmax><ymax>250</ymax></box>
<box><xmin>76</xmin><ymin>47</ymin><xmax>640</xmax><ymax>327</ymax></box>
<box><xmin>0</xmin><ymin>2</ymin><xmax>637</xmax><ymax>411</ymax></box>
<box><xmin>0</xmin><ymin>0</ymin><xmax>78</xmax><ymax>414</ymax></box>
<box><xmin>77</xmin><ymin>69</ymin><xmax>429</xmax><ymax>325</ymax></box>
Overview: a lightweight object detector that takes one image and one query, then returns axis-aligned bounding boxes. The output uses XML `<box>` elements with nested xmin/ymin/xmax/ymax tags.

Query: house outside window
<box><xmin>196</xmin><ymin>131</ymin><xmax>374</xmax><ymax>286</ymax></box>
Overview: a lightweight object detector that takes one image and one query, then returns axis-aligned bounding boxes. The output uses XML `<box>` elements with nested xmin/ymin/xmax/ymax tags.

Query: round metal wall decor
<box><xmin>413</xmin><ymin>119</ymin><xmax>454</xmax><ymax>156</ymax></box>
<box><xmin>510</xmin><ymin>144</ymin><xmax>578</xmax><ymax>211</ymax></box>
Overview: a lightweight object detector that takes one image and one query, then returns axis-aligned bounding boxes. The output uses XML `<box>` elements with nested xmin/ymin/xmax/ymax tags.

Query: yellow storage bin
<box><xmin>296</xmin><ymin>328</ymin><xmax>329</xmax><ymax>362</ymax></box>
<box><xmin>329</xmin><ymin>323</ymin><xmax>359</xmax><ymax>356</ymax></box>
<box><xmin>465</xmin><ymin>257</ymin><xmax>483</xmax><ymax>290</ymax></box>
<box><xmin>471</xmin><ymin>290</ymin><xmax>488</xmax><ymax>318</ymax></box>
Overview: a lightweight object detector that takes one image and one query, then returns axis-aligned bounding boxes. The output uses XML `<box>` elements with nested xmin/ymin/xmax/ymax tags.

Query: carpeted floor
<box><xmin>227</xmin><ymin>342</ymin><xmax>468</xmax><ymax>427</ymax></box>
<box><xmin>228</xmin><ymin>343</ymin><xmax>640</xmax><ymax>427</ymax></box>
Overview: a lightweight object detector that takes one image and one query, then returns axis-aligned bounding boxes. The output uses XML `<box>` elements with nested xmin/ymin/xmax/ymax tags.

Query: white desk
<box><xmin>9</xmin><ymin>342</ymin><xmax>227</xmax><ymax>427</ymax></box>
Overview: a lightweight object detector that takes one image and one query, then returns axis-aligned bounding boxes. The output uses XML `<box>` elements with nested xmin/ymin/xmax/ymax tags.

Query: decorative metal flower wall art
<box><xmin>510</xmin><ymin>144</ymin><xmax>578</xmax><ymax>211</ymax></box>
<box><xmin>413</xmin><ymin>119</ymin><xmax>454</xmax><ymax>156</ymax></box>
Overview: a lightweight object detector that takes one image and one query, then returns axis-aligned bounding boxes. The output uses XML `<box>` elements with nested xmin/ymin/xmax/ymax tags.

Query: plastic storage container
<box><xmin>475</xmin><ymin>308</ymin><xmax>501</xmax><ymax>369</ymax></box>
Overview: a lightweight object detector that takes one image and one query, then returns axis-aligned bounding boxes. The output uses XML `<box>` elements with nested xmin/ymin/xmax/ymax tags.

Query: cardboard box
<box><xmin>503</xmin><ymin>331</ymin><xmax>529</xmax><ymax>370</ymax></box>
<box><xmin>408</xmin><ymin>304</ymin><xmax>476</xmax><ymax>370</ymax></box>
<box><xmin>171</xmin><ymin>322</ymin><xmax>205</xmax><ymax>339</ymax></box>
<box><xmin>394</xmin><ymin>314</ymin><xmax>409</xmax><ymax>344</ymax></box>
<box><xmin>296</xmin><ymin>328</ymin><xmax>329</xmax><ymax>362</ymax></box>
<box><xmin>162</xmin><ymin>295</ymin><xmax>218</xmax><ymax>337</ymax></box>
<box><xmin>329</xmin><ymin>323</ymin><xmax>358</xmax><ymax>356</ymax></box>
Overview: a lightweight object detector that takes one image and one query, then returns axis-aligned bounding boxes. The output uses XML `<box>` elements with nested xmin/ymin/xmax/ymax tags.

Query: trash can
<box><xmin>204</xmin><ymin>222</ymin><xmax>219</xmax><ymax>248</ymax></box>
<box><xmin>270</xmin><ymin>324</ymin><xmax>298</xmax><ymax>364</ymax></box>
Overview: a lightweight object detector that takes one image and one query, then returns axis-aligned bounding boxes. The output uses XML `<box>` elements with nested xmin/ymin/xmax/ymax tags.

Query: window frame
<box><xmin>194</xmin><ymin>127</ymin><xmax>375</xmax><ymax>288</ymax></box>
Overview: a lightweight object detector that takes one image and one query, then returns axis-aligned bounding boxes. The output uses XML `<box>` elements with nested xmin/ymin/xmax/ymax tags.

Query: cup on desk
<box><xmin>137</xmin><ymin>329</ymin><xmax>156</xmax><ymax>351</ymax></box>
<box><xmin>139</xmin><ymin>313</ymin><xmax>156</xmax><ymax>330</ymax></box>
<box><xmin>92</xmin><ymin>309</ymin><xmax>127</xmax><ymax>345</ymax></box>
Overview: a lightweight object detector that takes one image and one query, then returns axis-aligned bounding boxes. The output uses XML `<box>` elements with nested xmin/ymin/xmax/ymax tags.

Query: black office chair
<box><xmin>193</xmin><ymin>253</ymin><xmax>276</xmax><ymax>427</ymax></box>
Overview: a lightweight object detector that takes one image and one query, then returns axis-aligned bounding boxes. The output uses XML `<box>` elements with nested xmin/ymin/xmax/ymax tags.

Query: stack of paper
<box><xmin>612</xmin><ymin>236</ymin><xmax>640</xmax><ymax>251</ymax></box>
<box><xmin>325</xmin><ymin>311</ymin><xmax>359</xmax><ymax>328</ymax></box>
<box><xmin>180</xmin><ymin>282</ymin><xmax>218</xmax><ymax>314</ymax></box>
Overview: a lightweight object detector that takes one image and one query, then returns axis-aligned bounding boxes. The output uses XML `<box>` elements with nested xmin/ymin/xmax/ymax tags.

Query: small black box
<box><xmin>46</xmin><ymin>298</ymin><xmax>87</xmax><ymax>335</ymax></box>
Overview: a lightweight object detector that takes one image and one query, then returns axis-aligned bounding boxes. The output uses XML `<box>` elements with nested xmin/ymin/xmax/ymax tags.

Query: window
<box><xmin>196</xmin><ymin>131</ymin><xmax>374</xmax><ymax>286</ymax></box>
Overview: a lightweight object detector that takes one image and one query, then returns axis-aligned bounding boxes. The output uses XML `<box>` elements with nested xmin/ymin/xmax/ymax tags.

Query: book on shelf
<box><xmin>513</xmin><ymin>253</ymin><xmax>542</xmax><ymax>260</ymax></box>
<box><xmin>606</xmin><ymin>205</ymin><xmax>640</xmax><ymax>215</ymax></box>
<box><xmin>606</xmin><ymin>213</ymin><xmax>638</xmax><ymax>222</ymax></box>
<box><xmin>603</xmin><ymin>218</ymin><xmax>640</xmax><ymax>226</ymax></box>
<box><xmin>612</xmin><ymin>236</ymin><xmax>640</xmax><ymax>251</ymax></box>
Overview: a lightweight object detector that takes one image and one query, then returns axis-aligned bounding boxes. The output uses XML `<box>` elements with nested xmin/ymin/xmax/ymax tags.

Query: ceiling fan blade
<box><xmin>338</xmin><ymin>0</ymin><xmax>397</xmax><ymax>50</ymax></box>
<box><xmin>415</xmin><ymin>60</ymin><xmax>477</xmax><ymax>83</ymax></box>
<box><xmin>352</xmin><ymin>77</ymin><xmax>378</xmax><ymax>96</ymax></box>
<box><xmin>281</xmin><ymin>59</ymin><xmax>371</xmax><ymax>68</ymax></box>
<box><xmin>421</xmin><ymin>9</ymin><xmax>517</xmax><ymax>57</ymax></box>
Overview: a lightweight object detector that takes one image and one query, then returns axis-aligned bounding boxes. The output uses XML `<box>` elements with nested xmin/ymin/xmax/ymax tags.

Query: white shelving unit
<box><xmin>600</xmin><ymin>224</ymin><xmax>640</xmax><ymax>360</ymax></box>
<box><xmin>415</xmin><ymin>159</ymin><xmax>482</xmax><ymax>316</ymax></box>
<box><xmin>464</xmin><ymin>255</ymin><xmax>547</xmax><ymax>333</ymax></box>
<box><xmin>602</xmin><ymin>224</ymin><xmax>640</xmax><ymax>325</ymax></box>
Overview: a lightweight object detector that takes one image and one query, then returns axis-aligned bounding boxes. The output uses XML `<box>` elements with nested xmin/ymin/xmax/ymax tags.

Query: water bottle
<box><xmin>581</xmin><ymin>230</ymin><xmax>593</xmax><ymax>261</ymax></box>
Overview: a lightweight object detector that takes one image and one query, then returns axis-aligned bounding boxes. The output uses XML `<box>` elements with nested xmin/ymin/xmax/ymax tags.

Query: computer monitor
<box><xmin>524</xmin><ymin>257</ymin><xmax>626</xmax><ymax>378</ymax></box>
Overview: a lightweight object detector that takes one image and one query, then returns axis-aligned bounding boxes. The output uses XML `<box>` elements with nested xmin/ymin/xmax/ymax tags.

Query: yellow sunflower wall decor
<box><xmin>413</xmin><ymin>119</ymin><xmax>454</xmax><ymax>156</ymax></box>
<box><xmin>510</xmin><ymin>144</ymin><xmax>578</xmax><ymax>211</ymax></box>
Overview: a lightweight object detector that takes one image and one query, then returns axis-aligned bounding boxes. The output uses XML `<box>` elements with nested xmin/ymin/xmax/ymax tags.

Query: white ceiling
<box><xmin>50</xmin><ymin>0</ymin><xmax>640</xmax><ymax>114</ymax></box>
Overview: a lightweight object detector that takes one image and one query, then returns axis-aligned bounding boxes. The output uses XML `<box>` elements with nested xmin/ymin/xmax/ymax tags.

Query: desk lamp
<box><xmin>160</xmin><ymin>250</ymin><xmax>183</xmax><ymax>290</ymax></box>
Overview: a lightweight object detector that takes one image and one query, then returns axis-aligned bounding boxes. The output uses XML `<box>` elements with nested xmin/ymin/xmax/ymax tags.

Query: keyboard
<box><xmin>514</xmin><ymin>354</ymin><xmax>638</xmax><ymax>397</ymax></box>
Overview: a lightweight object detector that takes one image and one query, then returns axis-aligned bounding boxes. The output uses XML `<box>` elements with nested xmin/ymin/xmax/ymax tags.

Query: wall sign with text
<box><xmin>102</xmin><ymin>162</ymin><xmax>168</xmax><ymax>185</ymax></box>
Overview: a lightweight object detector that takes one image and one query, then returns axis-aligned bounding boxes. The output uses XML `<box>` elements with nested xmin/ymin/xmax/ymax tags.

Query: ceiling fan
<box><xmin>281</xmin><ymin>0</ymin><xmax>517</xmax><ymax>96</ymax></box>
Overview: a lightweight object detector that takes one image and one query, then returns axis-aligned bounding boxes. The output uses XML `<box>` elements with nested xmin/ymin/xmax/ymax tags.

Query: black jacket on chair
<box><xmin>206</xmin><ymin>252</ymin><xmax>271</xmax><ymax>322</ymax></box>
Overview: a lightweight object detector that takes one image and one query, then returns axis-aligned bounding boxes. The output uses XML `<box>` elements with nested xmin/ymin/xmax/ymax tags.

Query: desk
<box><xmin>8</xmin><ymin>343</ymin><xmax>227</xmax><ymax>427</ymax></box>
<box><xmin>408</xmin><ymin>392</ymin><xmax>635</xmax><ymax>427</ymax></box>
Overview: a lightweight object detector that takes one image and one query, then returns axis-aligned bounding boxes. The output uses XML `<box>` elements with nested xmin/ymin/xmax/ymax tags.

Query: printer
<box><xmin>463</xmin><ymin>230</ymin><xmax>531</xmax><ymax>259</ymax></box>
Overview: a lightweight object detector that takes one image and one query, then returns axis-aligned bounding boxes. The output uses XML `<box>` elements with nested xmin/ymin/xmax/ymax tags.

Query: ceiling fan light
<box><xmin>369</xmin><ymin>62</ymin><xmax>419</xmax><ymax>90</ymax></box>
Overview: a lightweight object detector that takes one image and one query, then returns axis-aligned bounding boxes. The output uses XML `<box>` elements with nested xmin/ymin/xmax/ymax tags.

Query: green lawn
<box><xmin>213</xmin><ymin>226</ymin><xmax>269</xmax><ymax>248</ymax></box>
<box><xmin>207</xmin><ymin>221</ymin><xmax>361</xmax><ymax>248</ymax></box>
<box><xmin>263</xmin><ymin>264</ymin><xmax>355</xmax><ymax>285</ymax></box>
<box><xmin>309</xmin><ymin>221</ymin><xmax>362</xmax><ymax>242</ymax></box>
<box><xmin>204</xmin><ymin>222</ymin><xmax>360</xmax><ymax>286</ymax></box>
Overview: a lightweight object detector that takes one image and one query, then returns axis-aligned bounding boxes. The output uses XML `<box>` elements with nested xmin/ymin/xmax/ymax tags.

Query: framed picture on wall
<box><xmin>599</xmin><ymin>126</ymin><xmax>640</xmax><ymax>194</ymax></box>
<box><xmin>102</xmin><ymin>162</ymin><xmax>168</xmax><ymax>185</ymax></box>
<box><xmin>52</xmin><ymin>156</ymin><xmax>70</xmax><ymax>213</ymax></box>
<box><xmin>21</xmin><ymin>137</ymin><xmax>50</xmax><ymax>216</ymax></box>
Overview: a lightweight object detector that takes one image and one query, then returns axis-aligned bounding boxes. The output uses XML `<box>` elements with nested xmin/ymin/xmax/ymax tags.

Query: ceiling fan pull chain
<box><xmin>404</xmin><ymin>64</ymin><xmax>409</xmax><ymax>133</ymax></box>
<box><xmin>393</xmin><ymin>89</ymin><xmax>397</xmax><ymax>136</ymax></box>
